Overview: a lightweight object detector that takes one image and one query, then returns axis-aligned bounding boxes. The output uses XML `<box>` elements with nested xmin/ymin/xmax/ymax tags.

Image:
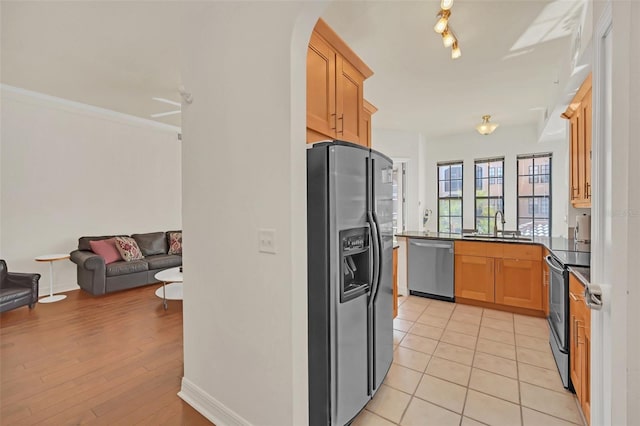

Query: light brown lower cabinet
<box><xmin>569</xmin><ymin>273</ymin><xmax>591</xmax><ymax>425</ymax></box>
<box><xmin>542</xmin><ymin>248</ymin><xmax>550</xmax><ymax>316</ymax></box>
<box><xmin>454</xmin><ymin>241</ymin><xmax>543</xmax><ymax>313</ymax></box>
<box><xmin>455</xmin><ymin>255</ymin><xmax>495</xmax><ymax>302</ymax></box>
<box><xmin>494</xmin><ymin>258</ymin><xmax>542</xmax><ymax>310</ymax></box>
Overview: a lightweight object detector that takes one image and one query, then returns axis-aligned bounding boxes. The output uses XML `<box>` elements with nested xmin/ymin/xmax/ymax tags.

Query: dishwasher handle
<box><xmin>409</xmin><ymin>240</ymin><xmax>453</xmax><ymax>251</ymax></box>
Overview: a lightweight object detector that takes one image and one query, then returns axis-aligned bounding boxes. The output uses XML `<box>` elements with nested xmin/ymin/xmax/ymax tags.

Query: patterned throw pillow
<box><xmin>168</xmin><ymin>232</ymin><xmax>182</xmax><ymax>255</ymax></box>
<box><xmin>114</xmin><ymin>236</ymin><xmax>145</xmax><ymax>262</ymax></box>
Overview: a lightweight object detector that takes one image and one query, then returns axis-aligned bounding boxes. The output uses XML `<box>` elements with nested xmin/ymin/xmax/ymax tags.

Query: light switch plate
<box><xmin>258</xmin><ymin>229</ymin><xmax>277</xmax><ymax>254</ymax></box>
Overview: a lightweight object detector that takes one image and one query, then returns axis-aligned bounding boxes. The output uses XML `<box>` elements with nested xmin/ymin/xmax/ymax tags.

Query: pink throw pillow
<box><xmin>89</xmin><ymin>238</ymin><xmax>123</xmax><ymax>264</ymax></box>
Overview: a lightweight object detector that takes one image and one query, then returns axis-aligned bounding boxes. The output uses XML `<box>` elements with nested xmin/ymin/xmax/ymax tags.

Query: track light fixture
<box><xmin>433</xmin><ymin>10</ymin><xmax>450</xmax><ymax>34</ymax></box>
<box><xmin>442</xmin><ymin>28</ymin><xmax>456</xmax><ymax>48</ymax></box>
<box><xmin>441</xmin><ymin>0</ymin><xmax>454</xmax><ymax>10</ymax></box>
<box><xmin>432</xmin><ymin>1</ymin><xmax>460</xmax><ymax>59</ymax></box>
<box><xmin>451</xmin><ymin>41</ymin><xmax>461</xmax><ymax>59</ymax></box>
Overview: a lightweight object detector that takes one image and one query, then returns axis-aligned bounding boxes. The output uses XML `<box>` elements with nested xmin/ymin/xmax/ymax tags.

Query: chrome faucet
<box><xmin>494</xmin><ymin>211</ymin><xmax>506</xmax><ymax>237</ymax></box>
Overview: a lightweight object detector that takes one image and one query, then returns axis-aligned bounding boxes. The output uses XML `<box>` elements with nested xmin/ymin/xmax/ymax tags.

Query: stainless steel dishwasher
<box><xmin>408</xmin><ymin>239</ymin><xmax>454</xmax><ymax>301</ymax></box>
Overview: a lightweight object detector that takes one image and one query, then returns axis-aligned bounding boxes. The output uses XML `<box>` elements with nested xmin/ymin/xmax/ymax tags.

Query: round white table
<box><xmin>154</xmin><ymin>267</ymin><xmax>183</xmax><ymax>310</ymax></box>
<box><xmin>35</xmin><ymin>253</ymin><xmax>71</xmax><ymax>303</ymax></box>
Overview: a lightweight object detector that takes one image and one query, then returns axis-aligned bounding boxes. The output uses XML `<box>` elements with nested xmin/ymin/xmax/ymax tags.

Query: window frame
<box><xmin>437</xmin><ymin>161</ymin><xmax>463</xmax><ymax>234</ymax></box>
<box><xmin>517</xmin><ymin>153</ymin><xmax>553</xmax><ymax>237</ymax></box>
<box><xmin>474</xmin><ymin>157</ymin><xmax>505</xmax><ymax>235</ymax></box>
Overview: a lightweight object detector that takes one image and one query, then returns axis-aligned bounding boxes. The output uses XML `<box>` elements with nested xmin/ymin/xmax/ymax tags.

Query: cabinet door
<box><xmin>362</xmin><ymin>106</ymin><xmax>372</xmax><ymax>148</ymax></box>
<box><xmin>570</xmin><ymin>116</ymin><xmax>580</xmax><ymax>202</ymax></box>
<box><xmin>542</xmin><ymin>250</ymin><xmax>550</xmax><ymax>317</ymax></box>
<box><xmin>336</xmin><ymin>56</ymin><xmax>365</xmax><ymax>145</ymax></box>
<box><xmin>576</xmin><ymin>109</ymin><xmax>587</xmax><ymax>204</ymax></box>
<box><xmin>569</xmin><ymin>275</ymin><xmax>585</xmax><ymax>403</ymax></box>
<box><xmin>582</xmin><ymin>306</ymin><xmax>591</xmax><ymax>425</ymax></box>
<box><xmin>570</xmin><ymin>307</ymin><xmax>582</xmax><ymax>400</ymax></box>
<box><xmin>495</xmin><ymin>259</ymin><xmax>542</xmax><ymax>310</ymax></box>
<box><xmin>307</xmin><ymin>33</ymin><xmax>336</xmax><ymax>141</ymax></box>
<box><xmin>455</xmin><ymin>255</ymin><xmax>494</xmax><ymax>302</ymax></box>
<box><xmin>583</xmin><ymin>88</ymin><xmax>592</xmax><ymax>205</ymax></box>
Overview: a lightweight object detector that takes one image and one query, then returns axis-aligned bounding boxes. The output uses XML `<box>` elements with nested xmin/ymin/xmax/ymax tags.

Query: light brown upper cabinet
<box><xmin>307</xmin><ymin>19</ymin><xmax>374</xmax><ymax>147</ymax></box>
<box><xmin>363</xmin><ymin>100</ymin><xmax>378</xmax><ymax>148</ymax></box>
<box><xmin>562</xmin><ymin>73</ymin><xmax>592</xmax><ymax>208</ymax></box>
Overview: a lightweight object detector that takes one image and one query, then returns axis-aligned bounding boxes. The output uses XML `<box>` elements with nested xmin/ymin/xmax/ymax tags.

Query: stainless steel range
<box><xmin>545</xmin><ymin>249</ymin><xmax>590</xmax><ymax>388</ymax></box>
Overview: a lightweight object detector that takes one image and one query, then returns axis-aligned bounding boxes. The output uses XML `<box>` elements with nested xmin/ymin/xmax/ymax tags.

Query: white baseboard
<box><xmin>38</xmin><ymin>283</ymin><xmax>80</xmax><ymax>297</ymax></box>
<box><xmin>179</xmin><ymin>377</ymin><xmax>251</xmax><ymax>426</ymax></box>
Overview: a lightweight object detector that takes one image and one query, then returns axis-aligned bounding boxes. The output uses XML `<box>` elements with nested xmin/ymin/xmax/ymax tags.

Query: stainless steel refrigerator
<box><xmin>307</xmin><ymin>141</ymin><xmax>394</xmax><ymax>426</ymax></box>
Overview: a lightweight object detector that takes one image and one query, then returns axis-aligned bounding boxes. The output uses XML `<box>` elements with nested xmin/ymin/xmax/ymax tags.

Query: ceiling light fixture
<box><xmin>442</xmin><ymin>29</ymin><xmax>456</xmax><ymax>48</ymax></box>
<box><xmin>476</xmin><ymin>115</ymin><xmax>499</xmax><ymax>135</ymax></box>
<box><xmin>433</xmin><ymin>10</ymin><xmax>450</xmax><ymax>34</ymax></box>
<box><xmin>432</xmin><ymin>6</ymin><xmax>460</xmax><ymax>59</ymax></box>
<box><xmin>441</xmin><ymin>0</ymin><xmax>454</xmax><ymax>11</ymax></box>
<box><xmin>451</xmin><ymin>41</ymin><xmax>461</xmax><ymax>59</ymax></box>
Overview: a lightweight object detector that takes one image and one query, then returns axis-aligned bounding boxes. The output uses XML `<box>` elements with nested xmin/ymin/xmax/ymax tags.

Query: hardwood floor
<box><xmin>0</xmin><ymin>285</ymin><xmax>212</xmax><ymax>425</ymax></box>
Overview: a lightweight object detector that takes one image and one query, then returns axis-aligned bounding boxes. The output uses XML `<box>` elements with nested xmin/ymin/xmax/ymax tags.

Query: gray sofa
<box><xmin>70</xmin><ymin>231</ymin><xmax>181</xmax><ymax>295</ymax></box>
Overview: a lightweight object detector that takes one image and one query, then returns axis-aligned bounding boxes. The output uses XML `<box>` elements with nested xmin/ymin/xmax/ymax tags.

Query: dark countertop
<box><xmin>549</xmin><ymin>251</ymin><xmax>591</xmax><ymax>268</ymax></box>
<box><xmin>396</xmin><ymin>231</ymin><xmax>590</xmax><ymax>267</ymax></box>
<box><xmin>569</xmin><ymin>266</ymin><xmax>591</xmax><ymax>286</ymax></box>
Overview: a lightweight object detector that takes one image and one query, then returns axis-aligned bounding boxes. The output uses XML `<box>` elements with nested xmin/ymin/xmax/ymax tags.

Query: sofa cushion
<box><xmin>89</xmin><ymin>238</ymin><xmax>122</xmax><ymax>264</ymax></box>
<box><xmin>167</xmin><ymin>231</ymin><xmax>182</xmax><ymax>255</ymax></box>
<box><xmin>131</xmin><ymin>232</ymin><xmax>167</xmax><ymax>256</ymax></box>
<box><xmin>78</xmin><ymin>235</ymin><xmax>121</xmax><ymax>251</ymax></box>
<box><xmin>114</xmin><ymin>237</ymin><xmax>144</xmax><ymax>262</ymax></box>
<box><xmin>146</xmin><ymin>254</ymin><xmax>182</xmax><ymax>271</ymax></box>
<box><xmin>106</xmin><ymin>260</ymin><xmax>149</xmax><ymax>277</ymax></box>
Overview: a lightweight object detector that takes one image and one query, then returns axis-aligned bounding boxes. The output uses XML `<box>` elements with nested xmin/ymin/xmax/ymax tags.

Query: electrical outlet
<box><xmin>258</xmin><ymin>229</ymin><xmax>277</xmax><ymax>254</ymax></box>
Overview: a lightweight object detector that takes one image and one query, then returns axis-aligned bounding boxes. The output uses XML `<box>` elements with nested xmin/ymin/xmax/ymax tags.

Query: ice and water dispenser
<box><xmin>339</xmin><ymin>227</ymin><xmax>370</xmax><ymax>303</ymax></box>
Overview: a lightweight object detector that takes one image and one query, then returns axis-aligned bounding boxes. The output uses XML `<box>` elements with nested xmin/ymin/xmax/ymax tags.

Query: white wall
<box><xmin>603</xmin><ymin>1</ymin><xmax>638</xmax><ymax>424</ymax></box>
<box><xmin>0</xmin><ymin>86</ymin><xmax>182</xmax><ymax>294</ymax></box>
<box><xmin>624</xmin><ymin>3</ymin><xmax>640</xmax><ymax>419</ymax></box>
<box><xmin>372</xmin><ymin>128</ymin><xmax>425</xmax><ymax>232</ymax></box>
<box><xmin>423</xmin><ymin>124</ymin><xmax>570</xmax><ymax>237</ymax></box>
<box><xmin>179</xmin><ymin>2</ymin><xmax>320</xmax><ymax>425</ymax></box>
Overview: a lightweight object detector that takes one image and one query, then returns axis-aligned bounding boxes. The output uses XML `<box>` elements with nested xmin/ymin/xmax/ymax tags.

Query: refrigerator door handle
<box><xmin>367</xmin><ymin>211</ymin><xmax>379</xmax><ymax>308</ymax></box>
<box><xmin>371</xmin><ymin>211</ymin><xmax>383</xmax><ymax>304</ymax></box>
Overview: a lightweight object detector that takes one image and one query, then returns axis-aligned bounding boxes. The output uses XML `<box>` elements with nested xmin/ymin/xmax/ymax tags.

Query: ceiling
<box><xmin>1</xmin><ymin>2</ymin><xmax>182</xmax><ymax>127</ymax></box>
<box><xmin>1</xmin><ymin>1</ymin><xmax>587</xmax><ymax>138</ymax></box>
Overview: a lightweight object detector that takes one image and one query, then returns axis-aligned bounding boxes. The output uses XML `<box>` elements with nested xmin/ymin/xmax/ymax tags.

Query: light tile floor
<box><xmin>352</xmin><ymin>295</ymin><xmax>586</xmax><ymax>426</ymax></box>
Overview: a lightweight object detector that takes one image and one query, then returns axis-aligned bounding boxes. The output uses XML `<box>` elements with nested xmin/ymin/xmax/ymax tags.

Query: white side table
<box><xmin>35</xmin><ymin>254</ymin><xmax>70</xmax><ymax>303</ymax></box>
<box><xmin>154</xmin><ymin>267</ymin><xmax>183</xmax><ymax>310</ymax></box>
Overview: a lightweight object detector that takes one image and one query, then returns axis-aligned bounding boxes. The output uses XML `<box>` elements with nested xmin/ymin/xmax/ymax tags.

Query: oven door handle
<box><xmin>545</xmin><ymin>255</ymin><xmax>565</xmax><ymax>274</ymax></box>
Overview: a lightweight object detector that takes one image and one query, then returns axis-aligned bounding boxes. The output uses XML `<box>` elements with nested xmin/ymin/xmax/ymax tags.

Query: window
<box><xmin>438</xmin><ymin>162</ymin><xmax>463</xmax><ymax>233</ymax></box>
<box><xmin>475</xmin><ymin>158</ymin><xmax>504</xmax><ymax>234</ymax></box>
<box><xmin>518</xmin><ymin>153</ymin><xmax>552</xmax><ymax>237</ymax></box>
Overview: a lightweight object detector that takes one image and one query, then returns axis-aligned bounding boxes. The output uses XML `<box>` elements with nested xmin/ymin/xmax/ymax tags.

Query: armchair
<box><xmin>0</xmin><ymin>260</ymin><xmax>41</xmax><ymax>313</ymax></box>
